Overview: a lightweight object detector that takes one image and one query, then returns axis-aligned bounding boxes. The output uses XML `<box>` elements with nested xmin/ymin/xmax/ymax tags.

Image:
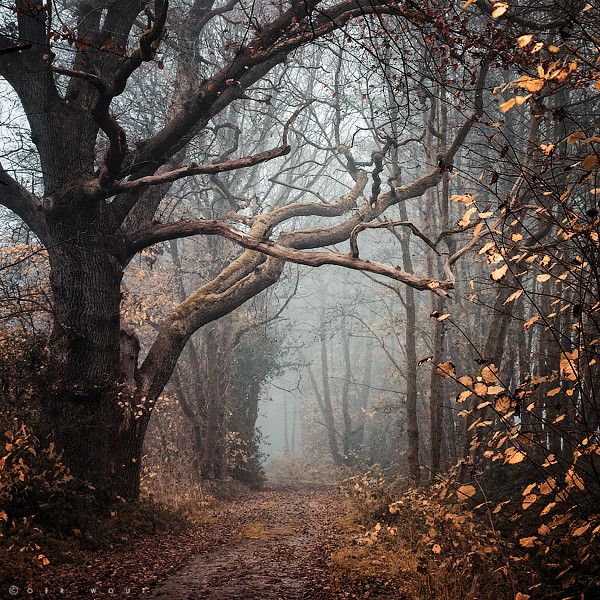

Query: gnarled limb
<box><xmin>136</xmin><ymin>257</ymin><xmax>284</xmax><ymax>403</ymax></box>
<box><xmin>350</xmin><ymin>220</ymin><xmax>439</xmax><ymax>258</ymax></box>
<box><xmin>111</xmin><ymin>144</ymin><xmax>291</xmax><ymax>193</ymax></box>
<box><xmin>0</xmin><ymin>164</ymin><xmax>46</xmax><ymax>238</ymax></box>
<box><xmin>125</xmin><ymin>0</ymin><xmax>405</xmax><ymax>179</ymax></box>
<box><xmin>129</xmin><ymin>218</ymin><xmax>453</xmax><ymax>292</ymax></box>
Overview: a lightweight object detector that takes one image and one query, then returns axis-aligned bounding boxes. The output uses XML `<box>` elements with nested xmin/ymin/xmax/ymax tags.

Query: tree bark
<box><xmin>44</xmin><ymin>227</ymin><xmax>144</xmax><ymax>500</ymax></box>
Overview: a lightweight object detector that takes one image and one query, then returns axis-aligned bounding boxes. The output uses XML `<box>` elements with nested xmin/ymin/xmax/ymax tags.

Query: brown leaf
<box><xmin>457</xmin><ymin>484</ymin><xmax>476</xmax><ymax>501</ymax></box>
<box><xmin>494</xmin><ymin>394</ymin><xmax>511</xmax><ymax>414</ymax></box>
<box><xmin>504</xmin><ymin>448</ymin><xmax>526</xmax><ymax>464</ymax></box>
<box><xmin>487</xmin><ymin>385</ymin><xmax>505</xmax><ymax>395</ymax></box>
<box><xmin>458</xmin><ymin>375</ymin><xmax>473</xmax><ymax>387</ymax></box>
<box><xmin>523</xmin><ymin>316</ymin><xmax>540</xmax><ymax>330</ymax></box>
<box><xmin>572</xmin><ymin>523</ymin><xmax>590</xmax><ymax>537</ymax></box>
<box><xmin>481</xmin><ymin>364</ymin><xmax>499</xmax><ymax>383</ymax></box>
<box><xmin>517</xmin><ymin>35</ymin><xmax>533</xmax><ymax>48</ymax></box>
<box><xmin>436</xmin><ymin>362</ymin><xmax>456</xmax><ymax>379</ymax></box>
<box><xmin>491</xmin><ymin>2</ymin><xmax>509</xmax><ymax>19</ymax></box>
<box><xmin>582</xmin><ymin>154</ymin><xmax>599</xmax><ymax>170</ymax></box>
<box><xmin>474</xmin><ymin>382</ymin><xmax>488</xmax><ymax>396</ymax></box>
<box><xmin>519</xmin><ymin>536</ymin><xmax>537</xmax><ymax>548</ymax></box>
<box><xmin>457</xmin><ymin>390</ymin><xmax>472</xmax><ymax>403</ymax></box>
<box><xmin>491</xmin><ymin>264</ymin><xmax>509</xmax><ymax>281</ymax></box>
<box><xmin>540</xmin><ymin>502</ymin><xmax>556</xmax><ymax>516</ymax></box>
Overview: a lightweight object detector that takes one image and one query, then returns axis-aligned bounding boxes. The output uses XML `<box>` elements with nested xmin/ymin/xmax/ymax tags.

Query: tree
<box><xmin>0</xmin><ymin>0</ymin><xmax>489</xmax><ymax>501</ymax></box>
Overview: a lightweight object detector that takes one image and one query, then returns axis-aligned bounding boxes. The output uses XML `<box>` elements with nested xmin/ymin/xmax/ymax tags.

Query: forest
<box><xmin>0</xmin><ymin>0</ymin><xmax>599</xmax><ymax>598</ymax></box>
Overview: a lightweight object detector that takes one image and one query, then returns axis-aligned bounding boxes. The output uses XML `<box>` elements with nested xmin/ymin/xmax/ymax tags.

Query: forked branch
<box><xmin>350</xmin><ymin>220</ymin><xmax>439</xmax><ymax>258</ymax></box>
<box><xmin>129</xmin><ymin>219</ymin><xmax>453</xmax><ymax>294</ymax></box>
<box><xmin>111</xmin><ymin>102</ymin><xmax>309</xmax><ymax>193</ymax></box>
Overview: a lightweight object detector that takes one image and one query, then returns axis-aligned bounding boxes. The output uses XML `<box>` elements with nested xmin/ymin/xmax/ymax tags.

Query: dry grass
<box><xmin>330</xmin><ymin>545</ymin><xmax>412</xmax><ymax>580</ymax></box>
<box><xmin>329</xmin><ymin>485</ymin><xmax>517</xmax><ymax>600</ymax></box>
<box><xmin>236</xmin><ymin>521</ymin><xmax>297</xmax><ymax>541</ymax></box>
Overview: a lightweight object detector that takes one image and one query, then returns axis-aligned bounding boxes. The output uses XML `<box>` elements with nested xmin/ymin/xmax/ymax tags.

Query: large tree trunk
<box><xmin>171</xmin><ymin>365</ymin><xmax>204</xmax><ymax>481</ymax></box>
<box><xmin>44</xmin><ymin>230</ymin><xmax>143</xmax><ymax>501</ymax></box>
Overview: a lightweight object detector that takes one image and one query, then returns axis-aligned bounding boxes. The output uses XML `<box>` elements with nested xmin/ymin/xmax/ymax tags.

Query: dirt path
<box><xmin>148</xmin><ymin>486</ymin><xmax>341</xmax><ymax>600</ymax></box>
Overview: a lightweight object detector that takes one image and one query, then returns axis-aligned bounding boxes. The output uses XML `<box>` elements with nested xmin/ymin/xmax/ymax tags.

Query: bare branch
<box><xmin>127</xmin><ymin>0</ymin><xmax>406</xmax><ymax>177</ymax></box>
<box><xmin>113</xmin><ymin>101</ymin><xmax>309</xmax><ymax>193</ymax></box>
<box><xmin>129</xmin><ymin>218</ymin><xmax>452</xmax><ymax>294</ymax></box>
<box><xmin>50</xmin><ymin>66</ymin><xmax>109</xmax><ymax>94</ymax></box>
<box><xmin>0</xmin><ymin>163</ymin><xmax>46</xmax><ymax>237</ymax></box>
<box><xmin>112</xmin><ymin>144</ymin><xmax>291</xmax><ymax>193</ymax></box>
<box><xmin>350</xmin><ymin>220</ymin><xmax>439</xmax><ymax>259</ymax></box>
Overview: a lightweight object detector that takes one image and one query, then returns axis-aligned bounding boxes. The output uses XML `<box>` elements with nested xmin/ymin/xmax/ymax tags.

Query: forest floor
<box><xmin>147</xmin><ymin>485</ymin><xmax>343</xmax><ymax>600</ymax></box>
<box><xmin>18</xmin><ymin>485</ymin><xmax>392</xmax><ymax>600</ymax></box>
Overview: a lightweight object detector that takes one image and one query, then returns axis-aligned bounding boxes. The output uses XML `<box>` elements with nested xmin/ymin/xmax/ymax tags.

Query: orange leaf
<box><xmin>517</xmin><ymin>35</ymin><xmax>533</xmax><ymax>48</ymax></box>
<box><xmin>494</xmin><ymin>394</ymin><xmax>511</xmax><ymax>414</ymax></box>
<box><xmin>519</xmin><ymin>536</ymin><xmax>537</xmax><ymax>548</ymax></box>
<box><xmin>504</xmin><ymin>289</ymin><xmax>523</xmax><ymax>304</ymax></box>
<box><xmin>505</xmin><ymin>448</ymin><xmax>526</xmax><ymax>464</ymax></box>
<box><xmin>481</xmin><ymin>364</ymin><xmax>499</xmax><ymax>383</ymax></box>
<box><xmin>436</xmin><ymin>362</ymin><xmax>456</xmax><ymax>379</ymax></box>
<box><xmin>491</xmin><ymin>2</ymin><xmax>508</xmax><ymax>18</ymax></box>
<box><xmin>500</xmin><ymin>97</ymin><xmax>516</xmax><ymax>112</ymax></box>
<box><xmin>572</xmin><ymin>523</ymin><xmax>590</xmax><ymax>537</ymax></box>
<box><xmin>523</xmin><ymin>316</ymin><xmax>540</xmax><ymax>330</ymax></box>
<box><xmin>491</xmin><ymin>264</ymin><xmax>509</xmax><ymax>281</ymax></box>
<box><xmin>457</xmin><ymin>484</ymin><xmax>476</xmax><ymax>500</ymax></box>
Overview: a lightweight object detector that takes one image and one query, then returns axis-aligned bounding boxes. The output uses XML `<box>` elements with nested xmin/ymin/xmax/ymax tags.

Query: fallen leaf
<box><xmin>517</xmin><ymin>35</ymin><xmax>533</xmax><ymax>48</ymax></box>
<box><xmin>519</xmin><ymin>536</ymin><xmax>537</xmax><ymax>548</ymax></box>
<box><xmin>491</xmin><ymin>2</ymin><xmax>508</xmax><ymax>18</ymax></box>
<box><xmin>505</xmin><ymin>449</ymin><xmax>526</xmax><ymax>464</ymax></box>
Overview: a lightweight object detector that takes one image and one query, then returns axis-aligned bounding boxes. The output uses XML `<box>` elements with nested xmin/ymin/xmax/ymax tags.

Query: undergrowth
<box><xmin>331</xmin><ymin>466</ymin><xmax>599</xmax><ymax>599</ymax></box>
<box><xmin>0</xmin><ymin>424</ymin><xmax>227</xmax><ymax>587</ymax></box>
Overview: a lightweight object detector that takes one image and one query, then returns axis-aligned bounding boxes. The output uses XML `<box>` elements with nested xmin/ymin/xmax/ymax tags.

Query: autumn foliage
<box><xmin>0</xmin><ymin>0</ymin><xmax>599</xmax><ymax>597</ymax></box>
